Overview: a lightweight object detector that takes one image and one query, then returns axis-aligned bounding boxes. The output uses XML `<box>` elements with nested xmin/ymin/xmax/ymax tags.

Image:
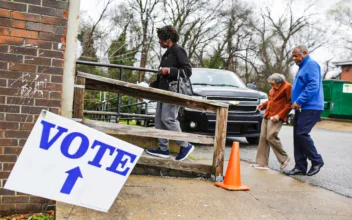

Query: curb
<box><xmin>320</xmin><ymin>118</ymin><xmax>352</xmax><ymax>123</ymax></box>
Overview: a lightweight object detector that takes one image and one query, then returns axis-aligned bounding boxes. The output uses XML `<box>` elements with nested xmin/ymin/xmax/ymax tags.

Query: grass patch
<box><xmin>119</xmin><ymin>120</ymin><xmax>137</xmax><ymax>126</ymax></box>
<box><xmin>188</xmin><ymin>155</ymin><xmax>197</xmax><ymax>161</ymax></box>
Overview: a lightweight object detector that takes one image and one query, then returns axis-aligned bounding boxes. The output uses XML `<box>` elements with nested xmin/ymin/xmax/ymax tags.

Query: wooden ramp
<box><xmin>134</xmin><ymin>154</ymin><xmax>212</xmax><ymax>178</ymax></box>
<box><xmin>82</xmin><ymin>119</ymin><xmax>214</xmax><ymax>177</ymax></box>
<box><xmin>74</xmin><ymin>71</ymin><xmax>229</xmax><ymax>177</ymax></box>
<box><xmin>82</xmin><ymin>119</ymin><xmax>214</xmax><ymax>145</ymax></box>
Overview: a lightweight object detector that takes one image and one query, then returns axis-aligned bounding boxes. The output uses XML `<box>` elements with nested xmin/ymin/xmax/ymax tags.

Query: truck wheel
<box><xmin>246</xmin><ymin>137</ymin><xmax>259</xmax><ymax>144</ymax></box>
<box><xmin>177</xmin><ymin>112</ymin><xmax>188</xmax><ymax>131</ymax></box>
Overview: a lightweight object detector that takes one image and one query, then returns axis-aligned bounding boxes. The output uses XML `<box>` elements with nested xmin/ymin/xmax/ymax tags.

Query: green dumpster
<box><xmin>322</xmin><ymin>80</ymin><xmax>352</xmax><ymax>119</ymax></box>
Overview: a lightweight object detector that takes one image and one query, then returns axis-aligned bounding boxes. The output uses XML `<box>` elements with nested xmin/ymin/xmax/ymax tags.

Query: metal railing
<box><xmin>76</xmin><ymin>60</ymin><xmax>158</xmax><ymax>124</ymax></box>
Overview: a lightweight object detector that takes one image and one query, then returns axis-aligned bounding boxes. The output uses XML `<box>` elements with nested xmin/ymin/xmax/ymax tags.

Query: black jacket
<box><xmin>150</xmin><ymin>43</ymin><xmax>192</xmax><ymax>91</ymax></box>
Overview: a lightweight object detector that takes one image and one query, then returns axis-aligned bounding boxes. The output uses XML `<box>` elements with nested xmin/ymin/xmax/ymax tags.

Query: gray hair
<box><xmin>294</xmin><ymin>45</ymin><xmax>309</xmax><ymax>53</ymax></box>
<box><xmin>267</xmin><ymin>73</ymin><xmax>286</xmax><ymax>84</ymax></box>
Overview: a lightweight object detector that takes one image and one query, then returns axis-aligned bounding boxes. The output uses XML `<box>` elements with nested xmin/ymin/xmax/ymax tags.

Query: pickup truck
<box><xmin>178</xmin><ymin>68</ymin><xmax>268</xmax><ymax>144</ymax></box>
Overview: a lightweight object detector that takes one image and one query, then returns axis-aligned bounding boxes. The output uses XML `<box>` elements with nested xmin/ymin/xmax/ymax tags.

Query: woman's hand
<box><xmin>271</xmin><ymin>115</ymin><xmax>280</xmax><ymax>122</ymax></box>
<box><xmin>159</xmin><ymin>67</ymin><xmax>170</xmax><ymax>75</ymax></box>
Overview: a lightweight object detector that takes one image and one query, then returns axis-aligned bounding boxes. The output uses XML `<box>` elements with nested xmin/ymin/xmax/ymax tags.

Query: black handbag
<box><xmin>169</xmin><ymin>69</ymin><xmax>193</xmax><ymax>96</ymax></box>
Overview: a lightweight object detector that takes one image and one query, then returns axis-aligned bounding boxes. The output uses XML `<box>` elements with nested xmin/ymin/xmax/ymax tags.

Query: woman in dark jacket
<box><xmin>146</xmin><ymin>25</ymin><xmax>194</xmax><ymax>161</ymax></box>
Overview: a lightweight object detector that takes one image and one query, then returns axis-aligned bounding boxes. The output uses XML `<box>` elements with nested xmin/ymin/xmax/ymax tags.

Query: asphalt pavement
<box><xmin>225</xmin><ymin>125</ymin><xmax>352</xmax><ymax>198</ymax></box>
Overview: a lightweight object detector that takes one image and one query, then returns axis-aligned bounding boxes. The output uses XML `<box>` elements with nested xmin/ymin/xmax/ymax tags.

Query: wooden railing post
<box><xmin>212</xmin><ymin>107</ymin><xmax>228</xmax><ymax>177</ymax></box>
<box><xmin>73</xmin><ymin>76</ymin><xmax>86</xmax><ymax>119</ymax></box>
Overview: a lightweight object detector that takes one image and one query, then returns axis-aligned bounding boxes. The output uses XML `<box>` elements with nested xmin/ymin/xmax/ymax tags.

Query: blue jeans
<box><xmin>293</xmin><ymin>110</ymin><xmax>323</xmax><ymax>172</ymax></box>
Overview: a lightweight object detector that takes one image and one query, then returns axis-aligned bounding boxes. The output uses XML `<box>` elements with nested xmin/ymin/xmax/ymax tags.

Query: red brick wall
<box><xmin>341</xmin><ymin>65</ymin><xmax>352</xmax><ymax>82</ymax></box>
<box><xmin>0</xmin><ymin>0</ymin><xmax>69</xmax><ymax>216</ymax></box>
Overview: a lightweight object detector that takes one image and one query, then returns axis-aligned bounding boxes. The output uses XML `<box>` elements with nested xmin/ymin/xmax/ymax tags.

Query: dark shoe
<box><xmin>175</xmin><ymin>144</ymin><xmax>195</xmax><ymax>161</ymax></box>
<box><xmin>307</xmin><ymin>162</ymin><xmax>324</xmax><ymax>176</ymax></box>
<box><xmin>284</xmin><ymin>168</ymin><xmax>306</xmax><ymax>176</ymax></box>
<box><xmin>146</xmin><ymin>148</ymin><xmax>170</xmax><ymax>158</ymax></box>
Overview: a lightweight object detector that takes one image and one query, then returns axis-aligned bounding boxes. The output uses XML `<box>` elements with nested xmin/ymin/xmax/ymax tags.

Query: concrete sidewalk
<box><xmin>315</xmin><ymin>119</ymin><xmax>352</xmax><ymax>132</ymax></box>
<box><xmin>57</xmin><ymin>160</ymin><xmax>352</xmax><ymax>220</ymax></box>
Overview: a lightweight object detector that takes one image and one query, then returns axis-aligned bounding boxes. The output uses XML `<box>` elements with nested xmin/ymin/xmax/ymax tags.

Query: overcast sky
<box><xmin>78</xmin><ymin>0</ymin><xmax>345</xmax><ymax>77</ymax></box>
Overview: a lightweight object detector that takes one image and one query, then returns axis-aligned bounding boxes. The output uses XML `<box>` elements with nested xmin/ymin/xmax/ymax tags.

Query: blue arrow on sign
<box><xmin>60</xmin><ymin>167</ymin><xmax>83</xmax><ymax>195</ymax></box>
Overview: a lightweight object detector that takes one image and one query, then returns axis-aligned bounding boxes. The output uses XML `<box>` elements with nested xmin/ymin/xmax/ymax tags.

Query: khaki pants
<box><xmin>256</xmin><ymin>119</ymin><xmax>288</xmax><ymax>166</ymax></box>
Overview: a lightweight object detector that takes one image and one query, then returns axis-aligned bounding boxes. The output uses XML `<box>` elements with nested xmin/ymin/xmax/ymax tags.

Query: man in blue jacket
<box><xmin>284</xmin><ymin>45</ymin><xmax>324</xmax><ymax>176</ymax></box>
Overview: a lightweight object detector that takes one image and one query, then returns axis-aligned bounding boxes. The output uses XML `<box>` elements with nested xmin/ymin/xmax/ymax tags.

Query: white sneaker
<box><xmin>251</xmin><ymin>164</ymin><xmax>269</xmax><ymax>170</ymax></box>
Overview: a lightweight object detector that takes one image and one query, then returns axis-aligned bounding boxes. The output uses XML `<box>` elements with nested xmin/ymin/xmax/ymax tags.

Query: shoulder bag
<box><xmin>168</xmin><ymin>69</ymin><xmax>193</xmax><ymax>96</ymax></box>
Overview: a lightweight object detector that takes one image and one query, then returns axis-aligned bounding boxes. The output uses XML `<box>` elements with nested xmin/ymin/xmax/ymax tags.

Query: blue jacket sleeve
<box><xmin>296</xmin><ymin>63</ymin><xmax>320</xmax><ymax>107</ymax></box>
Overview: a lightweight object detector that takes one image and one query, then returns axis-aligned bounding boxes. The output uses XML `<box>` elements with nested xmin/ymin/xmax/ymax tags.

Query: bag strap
<box><xmin>176</xmin><ymin>69</ymin><xmax>180</xmax><ymax>93</ymax></box>
<box><xmin>180</xmin><ymin>69</ymin><xmax>188</xmax><ymax>79</ymax></box>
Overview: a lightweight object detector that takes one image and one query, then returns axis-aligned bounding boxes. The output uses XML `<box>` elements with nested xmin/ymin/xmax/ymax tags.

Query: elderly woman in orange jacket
<box><xmin>252</xmin><ymin>73</ymin><xmax>292</xmax><ymax>170</ymax></box>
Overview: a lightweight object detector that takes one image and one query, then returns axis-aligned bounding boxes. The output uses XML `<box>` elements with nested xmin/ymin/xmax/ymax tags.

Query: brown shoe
<box><xmin>280</xmin><ymin>156</ymin><xmax>291</xmax><ymax>170</ymax></box>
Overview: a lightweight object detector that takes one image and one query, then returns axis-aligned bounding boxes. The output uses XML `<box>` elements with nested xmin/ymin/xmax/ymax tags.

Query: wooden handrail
<box><xmin>77</xmin><ymin>71</ymin><xmax>228</xmax><ymax>113</ymax></box>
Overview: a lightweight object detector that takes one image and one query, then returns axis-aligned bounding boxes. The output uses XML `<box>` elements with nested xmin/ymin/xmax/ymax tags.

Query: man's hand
<box><xmin>257</xmin><ymin>104</ymin><xmax>263</xmax><ymax>111</ymax></box>
<box><xmin>291</xmin><ymin>102</ymin><xmax>301</xmax><ymax>110</ymax></box>
<box><xmin>159</xmin><ymin>67</ymin><xmax>170</xmax><ymax>75</ymax></box>
<box><xmin>271</xmin><ymin>115</ymin><xmax>280</xmax><ymax>122</ymax></box>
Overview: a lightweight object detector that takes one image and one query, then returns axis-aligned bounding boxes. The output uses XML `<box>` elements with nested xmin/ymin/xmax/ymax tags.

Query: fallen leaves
<box><xmin>0</xmin><ymin>211</ymin><xmax>54</xmax><ymax>220</ymax></box>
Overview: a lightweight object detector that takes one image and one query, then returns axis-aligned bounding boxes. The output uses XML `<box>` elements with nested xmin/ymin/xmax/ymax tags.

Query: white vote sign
<box><xmin>5</xmin><ymin>110</ymin><xmax>143</xmax><ymax>212</ymax></box>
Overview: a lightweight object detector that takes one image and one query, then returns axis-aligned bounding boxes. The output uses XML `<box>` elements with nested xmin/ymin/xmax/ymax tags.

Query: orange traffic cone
<box><xmin>215</xmin><ymin>141</ymin><xmax>250</xmax><ymax>191</ymax></box>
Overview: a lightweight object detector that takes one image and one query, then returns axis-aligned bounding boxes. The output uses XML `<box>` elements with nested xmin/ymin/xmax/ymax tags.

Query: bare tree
<box><xmin>78</xmin><ymin>0</ymin><xmax>113</xmax><ymax>76</ymax></box>
<box><xmin>264</xmin><ymin>1</ymin><xmax>318</xmax><ymax>75</ymax></box>
<box><xmin>240</xmin><ymin>35</ymin><xmax>257</xmax><ymax>84</ymax></box>
<box><xmin>245</xmin><ymin>0</ymin><xmax>327</xmax><ymax>90</ymax></box>
<box><xmin>329</xmin><ymin>0</ymin><xmax>352</xmax><ymax>28</ymax></box>
<box><xmin>128</xmin><ymin>0</ymin><xmax>161</xmax><ymax>82</ymax></box>
<box><xmin>322</xmin><ymin>56</ymin><xmax>335</xmax><ymax>79</ymax></box>
<box><xmin>108</xmin><ymin>3</ymin><xmax>142</xmax><ymax>63</ymax></box>
<box><xmin>106</xmin><ymin>4</ymin><xmax>142</xmax><ymax>83</ymax></box>
<box><xmin>219</xmin><ymin>0</ymin><xmax>253</xmax><ymax>72</ymax></box>
<box><xmin>328</xmin><ymin>0</ymin><xmax>352</xmax><ymax>55</ymax></box>
<box><xmin>161</xmin><ymin>0</ymin><xmax>224</xmax><ymax>65</ymax></box>
<box><xmin>109</xmin><ymin>4</ymin><xmax>141</xmax><ymax>54</ymax></box>
<box><xmin>80</xmin><ymin>0</ymin><xmax>113</xmax><ymax>60</ymax></box>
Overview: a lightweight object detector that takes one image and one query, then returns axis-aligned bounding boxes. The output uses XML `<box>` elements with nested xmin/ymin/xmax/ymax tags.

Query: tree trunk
<box><xmin>139</xmin><ymin>14</ymin><xmax>149</xmax><ymax>83</ymax></box>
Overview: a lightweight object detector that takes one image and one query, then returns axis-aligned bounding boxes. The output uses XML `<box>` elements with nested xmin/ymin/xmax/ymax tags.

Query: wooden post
<box><xmin>212</xmin><ymin>107</ymin><xmax>228</xmax><ymax>177</ymax></box>
<box><xmin>73</xmin><ymin>76</ymin><xmax>86</xmax><ymax>119</ymax></box>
